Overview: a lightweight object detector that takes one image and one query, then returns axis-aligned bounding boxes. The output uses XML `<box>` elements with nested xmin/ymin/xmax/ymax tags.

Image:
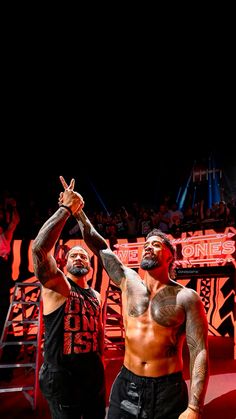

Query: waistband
<box><xmin>121</xmin><ymin>365</ymin><xmax>183</xmax><ymax>385</ymax></box>
<box><xmin>44</xmin><ymin>352</ymin><xmax>102</xmax><ymax>370</ymax></box>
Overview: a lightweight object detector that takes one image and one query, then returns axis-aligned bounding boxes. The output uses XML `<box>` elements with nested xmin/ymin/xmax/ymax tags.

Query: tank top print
<box><xmin>43</xmin><ymin>278</ymin><xmax>101</xmax><ymax>365</ymax></box>
<box><xmin>63</xmin><ymin>280</ymin><xmax>101</xmax><ymax>355</ymax></box>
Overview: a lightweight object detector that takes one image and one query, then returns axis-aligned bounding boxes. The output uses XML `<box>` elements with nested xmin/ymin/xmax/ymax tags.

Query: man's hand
<box><xmin>178</xmin><ymin>406</ymin><xmax>201</xmax><ymax>418</ymax></box>
<box><xmin>59</xmin><ymin>176</ymin><xmax>84</xmax><ymax>216</ymax></box>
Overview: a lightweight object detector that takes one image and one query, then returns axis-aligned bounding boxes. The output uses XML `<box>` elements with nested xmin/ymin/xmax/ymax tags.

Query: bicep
<box><xmin>33</xmin><ymin>251</ymin><xmax>68</xmax><ymax>293</ymax></box>
<box><xmin>185</xmin><ymin>293</ymin><xmax>208</xmax><ymax>351</ymax></box>
<box><xmin>100</xmin><ymin>248</ymin><xmax>126</xmax><ymax>286</ymax></box>
<box><xmin>33</xmin><ymin>251</ymin><xmax>57</xmax><ymax>278</ymax></box>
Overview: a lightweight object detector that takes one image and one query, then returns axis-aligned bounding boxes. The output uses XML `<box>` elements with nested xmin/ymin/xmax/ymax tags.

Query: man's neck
<box><xmin>67</xmin><ymin>275</ymin><xmax>89</xmax><ymax>289</ymax></box>
<box><xmin>143</xmin><ymin>268</ymin><xmax>171</xmax><ymax>292</ymax></box>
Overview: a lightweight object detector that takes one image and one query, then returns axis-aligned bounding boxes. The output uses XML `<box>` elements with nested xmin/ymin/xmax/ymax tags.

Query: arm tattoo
<box><xmin>75</xmin><ymin>210</ymin><xmax>108</xmax><ymax>257</ymax></box>
<box><xmin>185</xmin><ymin>293</ymin><xmax>209</xmax><ymax>410</ymax></box>
<box><xmin>32</xmin><ymin>207</ymin><xmax>69</xmax><ymax>283</ymax></box>
<box><xmin>100</xmin><ymin>249</ymin><xmax>125</xmax><ymax>286</ymax></box>
<box><xmin>33</xmin><ymin>208</ymin><xmax>69</xmax><ymax>253</ymax></box>
<box><xmin>75</xmin><ymin>211</ymin><xmax>126</xmax><ymax>286</ymax></box>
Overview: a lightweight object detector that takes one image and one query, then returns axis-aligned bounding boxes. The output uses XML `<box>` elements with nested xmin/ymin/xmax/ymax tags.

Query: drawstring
<box><xmin>136</xmin><ymin>383</ymin><xmax>145</xmax><ymax>419</ymax></box>
<box><xmin>136</xmin><ymin>380</ymin><xmax>155</xmax><ymax>419</ymax></box>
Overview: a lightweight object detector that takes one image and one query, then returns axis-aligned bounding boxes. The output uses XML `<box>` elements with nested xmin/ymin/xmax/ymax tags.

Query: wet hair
<box><xmin>146</xmin><ymin>229</ymin><xmax>175</xmax><ymax>257</ymax></box>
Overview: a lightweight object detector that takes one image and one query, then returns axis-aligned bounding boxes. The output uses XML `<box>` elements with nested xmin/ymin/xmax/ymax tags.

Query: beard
<box><xmin>67</xmin><ymin>266</ymin><xmax>90</xmax><ymax>277</ymax></box>
<box><xmin>140</xmin><ymin>257</ymin><xmax>159</xmax><ymax>271</ymax></box>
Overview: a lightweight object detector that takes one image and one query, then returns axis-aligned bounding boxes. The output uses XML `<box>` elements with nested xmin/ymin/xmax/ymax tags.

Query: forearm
<box><xmin>185</xmin><ymin>294</ymin><xmax>209</xmax><ymax>414</ymax></box>
<box><xmin>188</xmin><ymin>348</ymin><xmax>209</xmax><ymax>412</ymax></box>
<box><xmin>74</xmin><ymin>210</ymin><xmax>108</xmax><ymax>256</ymax></box>
<box><xmin>33</xmin><ymin>207</ymin><xmax>70</xmax><ymax>254</ymax></box>
<box><xmin>75</xmin><ymin>210</ymin><xmax>125</xmax><ymax>286</ymax></box>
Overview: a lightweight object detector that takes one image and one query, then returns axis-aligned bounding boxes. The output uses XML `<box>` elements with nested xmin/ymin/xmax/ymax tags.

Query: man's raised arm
<box><xmin>32</xmin><ymin>182</ymin><xmax>83</xmax><ymax>288</ymax></box>
<box><xmin>75</xmin><ymin>210</ymin><xmax>127</xmax><ymax>287</ymax></box>
<box><xmin>75</xmin><ymin>210</ymin><xmax>109</xmax><ymax>257</ymax></box>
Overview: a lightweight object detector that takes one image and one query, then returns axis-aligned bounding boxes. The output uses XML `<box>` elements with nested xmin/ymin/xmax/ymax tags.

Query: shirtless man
<box><xmin>60</xmin><ymin>176</ymin><xmax>209</xmax><ymax>419</ymax></box>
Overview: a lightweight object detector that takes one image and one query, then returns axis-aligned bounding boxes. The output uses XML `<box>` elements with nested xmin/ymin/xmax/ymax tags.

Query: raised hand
<box><xmin>59</xmin><ymin>176</ymin><xmax>84</xmax><ymax>216</ymax></box>
<box><xmin>59</xmin><ymin>176</ymin><xmax>75</xmax><ymax>191</ymax></box>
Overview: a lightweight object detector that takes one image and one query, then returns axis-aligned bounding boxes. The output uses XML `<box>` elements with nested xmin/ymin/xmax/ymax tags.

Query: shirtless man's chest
<box><xmin>123</xmin><ymin>281</ymin><xmax>186</xmax><ymax>328</ymax></box>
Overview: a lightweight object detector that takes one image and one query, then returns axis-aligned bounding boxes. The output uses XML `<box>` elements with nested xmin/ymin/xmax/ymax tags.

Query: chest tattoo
<box><xmin>151</xmin><ymin>287</ymin><xmax>185</xmax><ymax>327</ymax></box>
<box><xmin>127</xmin><ymin>284</ymin><xmax>185</xmax><ymax>328</ymax></box>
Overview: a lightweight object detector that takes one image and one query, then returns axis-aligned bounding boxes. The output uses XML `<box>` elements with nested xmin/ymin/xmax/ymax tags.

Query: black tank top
<box><xmin>43</xmin><ymin>278</ymin><xmax>101</xmax><ymax>366</ymax></box>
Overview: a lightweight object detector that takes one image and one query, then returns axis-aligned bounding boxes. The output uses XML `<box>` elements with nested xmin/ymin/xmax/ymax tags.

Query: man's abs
<box><xmin>123</xmin><ymin>321</ymin><xmax>185</xmax><ymax>377</ymax></box>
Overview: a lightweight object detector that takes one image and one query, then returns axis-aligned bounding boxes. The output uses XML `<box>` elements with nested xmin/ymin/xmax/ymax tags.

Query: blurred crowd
<box><xmin>1</xmin><ymin>190</ymin><xmax>236</xmax><ymax>244</ymax></box>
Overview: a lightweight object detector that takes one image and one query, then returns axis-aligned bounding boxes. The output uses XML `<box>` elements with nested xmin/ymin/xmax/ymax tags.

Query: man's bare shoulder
<box><xmin>176</xmin><ymin>283</ymin><xmax>202</xmax><ymax>306</ymax></box>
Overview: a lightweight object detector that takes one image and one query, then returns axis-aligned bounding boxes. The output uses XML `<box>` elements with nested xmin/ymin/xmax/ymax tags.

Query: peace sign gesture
<box><xmin>59</xmin><ymin>176</ymin><xmax>75</xmax><ymax>191</ymax></box>
<box><xmin>59</xmin><ymin>176</ymin><xmax>84</xmax><ymax>216</ymax></box>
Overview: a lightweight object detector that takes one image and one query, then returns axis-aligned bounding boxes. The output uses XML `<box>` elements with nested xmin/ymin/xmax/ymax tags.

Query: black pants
<box><xmin>107</xmin><ymin>366</ymin><xmax>188</xmax><ymax>419</ymax></box>
<box><xmin>39</xmin><ymin>353</ymin><xmax>106</xmax><ymax>419</ymax></box>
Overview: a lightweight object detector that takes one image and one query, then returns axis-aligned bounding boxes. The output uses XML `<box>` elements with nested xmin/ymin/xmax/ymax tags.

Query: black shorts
<box><xmin>107</xmin><ymin>366</ymin><xmax>188</xmax><ymax>419</ymax></box>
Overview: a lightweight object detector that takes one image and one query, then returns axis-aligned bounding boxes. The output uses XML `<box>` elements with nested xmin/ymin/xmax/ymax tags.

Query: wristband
<box><xmin>59</xmin><ymin>205</ymin><xmax>73</xmax><ymax>216</ymax></box>
<box><xmin>188</xmin><ymin>404</ymin><xmax>202</xmax><ymax>414</ymax></box>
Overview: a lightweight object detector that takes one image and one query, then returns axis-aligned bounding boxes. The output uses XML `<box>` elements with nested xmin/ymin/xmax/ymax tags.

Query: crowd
<box><xmin>1</xmin><ymin>189</ymin><xmax>236</xmax><ymax>244</ymax></box>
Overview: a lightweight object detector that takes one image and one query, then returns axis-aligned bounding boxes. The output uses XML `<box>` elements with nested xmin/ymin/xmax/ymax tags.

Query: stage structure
<box><xmin>177</xmin><ymin>153</ymin><xmax>224</xmax><ymax>213</ymax></box>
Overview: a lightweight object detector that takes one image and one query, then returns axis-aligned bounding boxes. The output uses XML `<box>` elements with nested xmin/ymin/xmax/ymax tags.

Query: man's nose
<box><xmin>75</xmin><ymin>255</ymin><xmax>83</xmax><ymax>261</ymax></box>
